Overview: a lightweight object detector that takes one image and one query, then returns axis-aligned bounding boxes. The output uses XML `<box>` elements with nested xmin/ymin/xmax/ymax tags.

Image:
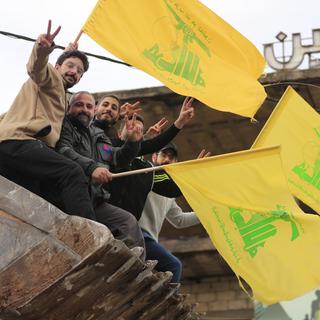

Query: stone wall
<box><xmin>180</xmin><ymin>275</ymin><xmax>254</xmax><ymax>320</ymax></box>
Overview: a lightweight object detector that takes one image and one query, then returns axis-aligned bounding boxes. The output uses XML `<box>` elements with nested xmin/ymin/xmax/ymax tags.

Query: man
<box><xmin>56</xmin><ymin>91</ymin><xmax>145</xmax><ymax>249</ymax></box>
<box><xmin>94</xmin><ymin>95</ymin><xmax>141</xmax><ymax>138</ymax></box>
<box><xmin>0</xmin><ymin>21</ymin><xmax>96</xmax><ymax>220</ymax></box>
<box><xmin>139</xmin><ymin>143</ymin><xmax>200</xmax><ymax>283</ymax></box>
<box><xmin>104</xmin><ymin>97</ymin><xmax>195</xmax><ymax>220</ymax></box>
<box><xmin>94</xmin><ymin>95</ymin><xmax>193</xmax><ymax>150</ymax></box>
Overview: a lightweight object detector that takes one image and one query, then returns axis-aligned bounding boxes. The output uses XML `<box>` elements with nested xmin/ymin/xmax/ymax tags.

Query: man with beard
<box><xmin>98</xmin><ymin>97</ymin><xmax>195</xmax><ymax>220</ymax></box>
<box><xmin>0</xmin><ymin>21</ymin><xmax>96</xmax><ymax>220</ymax></box>
<box><xmin>139</xmin><ymin>143</ymin><xmax>200</xmax><ymax>283</ymax></box>
<box><xmin>56</xmin><ymin>91</ymin><xmax>145</xmax><ymax>250</ymax></box>
<box><xmin>94</xmin><ymin>95</ymin><xmax>141</xmax><ymax>138</ymax></box>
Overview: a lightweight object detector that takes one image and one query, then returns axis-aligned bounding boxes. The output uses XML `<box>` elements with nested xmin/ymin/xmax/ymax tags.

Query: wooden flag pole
<box><xmin>74</xmin><ymin>30</ymin><xmax>83</xmax><ymax>45</ymax></box>
<box><xmin>111</xmin><ymin>165</ymin><xmax>165</xmax><ymax>179</ymax></box>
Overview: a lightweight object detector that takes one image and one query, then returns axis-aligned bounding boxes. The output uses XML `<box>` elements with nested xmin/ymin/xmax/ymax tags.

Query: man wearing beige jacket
<box><xmin>0</xmin><ymin>21</ymin><xmax>96</xmax><ymax>220</ymax></box>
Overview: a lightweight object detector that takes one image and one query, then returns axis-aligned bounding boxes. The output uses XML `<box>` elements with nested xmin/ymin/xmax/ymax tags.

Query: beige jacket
<box><xmin>0</xmin><ymin>42</ymin><xmax>67</xmax><ymax>147</ymax></box>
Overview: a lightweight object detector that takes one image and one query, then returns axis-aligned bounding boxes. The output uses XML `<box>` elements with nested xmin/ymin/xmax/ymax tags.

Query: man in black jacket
<box><xmin>93</xmin><ymin>96</ymin><xmax>195</xmax><ymax>220</ymax></box>
<box><xmin>56</xmin><ymin>91</ymin><xmax>145</xmax><ymax>250</ymax></box>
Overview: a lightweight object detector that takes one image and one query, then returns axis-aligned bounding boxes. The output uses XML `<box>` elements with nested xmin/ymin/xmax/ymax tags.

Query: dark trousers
<box><xmin>0</xmin><ymin>140</ymin><xmax>96</xmax><ymax>220</ymax></box>
<box><xmin>95</xmin><ymin>201</ymin><xmax>145</xmax><ymax>254</ymax></box>
<box><xmin>143</xmin><ymin>231</ymin><xmax>182</xmax><ymax>283</ymax></box>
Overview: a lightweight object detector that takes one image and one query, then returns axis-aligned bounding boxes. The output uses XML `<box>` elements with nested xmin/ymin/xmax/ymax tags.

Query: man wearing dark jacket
<box><xmin>56</xmin><ymin>91</ymin><xmax>145</xmax><ymax>250</ymax></box>
<box><xmin>93</xmin><ymin>96</ymin><xmax>195</xmax><ymax>220</ymax></box>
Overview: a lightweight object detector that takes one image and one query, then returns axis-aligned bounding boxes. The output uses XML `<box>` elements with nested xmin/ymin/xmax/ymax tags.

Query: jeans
<box><xmin>143</xmin><ymin>230</ymin><xmax>182</xmax><ymax>283</ymax></box>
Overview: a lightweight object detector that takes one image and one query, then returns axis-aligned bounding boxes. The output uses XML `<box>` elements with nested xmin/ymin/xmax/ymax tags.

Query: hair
<box><xmin>56</xmin><ymin>50</ymin><xmax>89</xmax><ymax>72</ymax></box>
<box><xmin>68</xmin><ymin>91</ymin><xmax>94</xmax><ymax>111</ymax></box>
<box><xmin>97</xmin><ymin>94</ymin><xmax>121</xmax><ymax>106</ymax></box>
<box><xmin>119</xmin><ymin>114</ymin><xmax>144</xmax><ymax>132</ymax></box>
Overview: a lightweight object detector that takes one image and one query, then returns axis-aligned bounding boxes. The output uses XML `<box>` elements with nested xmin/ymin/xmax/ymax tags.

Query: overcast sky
<box><xmin>0</xmin><ymin>0</ymin><xmax>319</xmax><ymax>113</ymax></box>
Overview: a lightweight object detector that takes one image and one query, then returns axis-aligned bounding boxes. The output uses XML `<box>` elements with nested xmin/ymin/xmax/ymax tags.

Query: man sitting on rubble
<box><xmin>56</xmin><ymin>91</ymin><xmax>145</xmax><ymax>250</ymax></box>
<box><xmin>0</xmin><ymin>21</ymin><xmax>96</xmax><ymax>220</ymax></box>
<box><xmin>93</xmin><ymin>96</ymin><xmax>195</xmax><ymax>220</ymax></box>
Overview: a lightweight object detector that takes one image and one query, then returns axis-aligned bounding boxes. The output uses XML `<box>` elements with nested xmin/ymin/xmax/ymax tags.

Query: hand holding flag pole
<box><xmin>67</xmin><ymin>30</ymin><xmax>83</xmax><ymax>52</ymax></box>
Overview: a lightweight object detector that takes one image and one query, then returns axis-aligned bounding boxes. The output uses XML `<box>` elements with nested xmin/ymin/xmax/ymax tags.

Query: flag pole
<box><xmin>74</xmin><ymin>30</ymin><xmax>83</xmax><ymax>44</ymax></box>
<box><xmin>111</xmin><ymin>165</ymin><xmax>165</xmax><ymax>179</ymax></box>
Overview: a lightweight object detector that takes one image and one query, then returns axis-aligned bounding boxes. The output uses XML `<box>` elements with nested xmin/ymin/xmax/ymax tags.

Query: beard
<box><xmin>96</xmin><ymin>112</ymin><xmax>117</xmax><ymax>126</ymax></box>
<box><xmin>63</xmin><ymin>74</ymin><xmax>77</xmax><ymax>89</ymax></box>
<box><xmin>76</xmin><ymin>113</ymin><xmax>91</xmax><ymax>127</ymax></box>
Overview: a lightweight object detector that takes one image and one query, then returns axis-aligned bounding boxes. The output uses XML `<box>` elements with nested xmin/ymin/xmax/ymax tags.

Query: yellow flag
<box><xmin>82</xmin><ymin>0</ymin><xmax>266</xmax><ymax>118</ymax></box>
<box><xmin>164</xmin><ymin>146</ymin><xmax>320</xmax><ymax>304</ymax></box>
<box><xmin>253</xmin><ymin>86</ymin><xmax>320</xmax><ymax>214</ymax></box>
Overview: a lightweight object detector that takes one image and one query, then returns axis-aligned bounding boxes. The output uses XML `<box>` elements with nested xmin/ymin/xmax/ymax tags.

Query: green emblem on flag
<box><xmin>230</xmin><ymin>205</ymin><xmax>301</xmax><ymax>258</ymax></box>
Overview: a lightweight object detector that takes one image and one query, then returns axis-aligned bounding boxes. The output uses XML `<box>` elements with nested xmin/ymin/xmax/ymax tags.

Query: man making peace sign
<box><xmin>0</xmin><ymin>21</ymin><xmax>96</xmax><ymax>220</ymax></box>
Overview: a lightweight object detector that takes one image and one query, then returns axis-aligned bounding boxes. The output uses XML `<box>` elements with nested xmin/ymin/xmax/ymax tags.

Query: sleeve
<box><xmin>97</xmin><ymin>139</ymin><xmax>141</xmax><ymax>170</ymax></box>
<box><xmin>27</xmin><ymin>42</ymin><xmax>55</xmax><ymax>87</ymax></box>
<box><xmin>56</xmin><ymin>119</ymin><xmax>100</xmax><ymax>177</ymax></box>
<box><xmin>112</xmin><ymin>140</ymin><xmax>141</xmax><ymax>168</ymax></box>
<box><xmin>0</xmin><ymin>112</ymin><xmax>7</xmax><ymax>123</ymax></box>
<box><xmin>139</xmin><ymin>124</ymin><xmax>180</xmax><ymax>155</ymax></box>
<box><xmin>166</xmin><ymin>200</ymin><xmax>200</xmax><ymax>228</ymax></box>
<box><xmin>152</xmin><ymin>169</ymin><xmax>182</xmax><ymax>198</ymax></box>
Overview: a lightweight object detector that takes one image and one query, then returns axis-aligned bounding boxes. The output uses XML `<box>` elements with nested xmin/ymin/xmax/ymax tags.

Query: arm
<box><xmin>27</xmin><ymin>20</ymin><xmax>61</xmax><ymax>87</ymax></box>
<box><xmin>56</xmin><ymin>118</ymin><xmax>100</xmax><ymax>177</ymax></box>
<box><xmin>152</xmin><ymin>169</ymin><xmax>182</xmax><ymax>198</ymax></box>
<box><xmin>139</xmin><ymin>96</ymin><xmax>195</xmax><ymax>155</ymax></box>
<box><xmin>166</xmin><ymin>200</ymin><xmax>200</xmax><ymax>228</ymax></box>
<box><xmin>112</xmin><ymin>140</ymin><xmax>141</xmax><ymax>168</ymax></box>
<box><xmin>0</xmin><ymin>112</ymin><xmax>7</xmax><ymax>123</ymax></box>
<box><xmin>112</xmin><ymin>113</ymin><xmax>142</xmax><ymax>167</ymax></box>
<box><xmin>139</xmin><ymin>124</ymin><xmax>180</xmax><ymax>155</ymax></box>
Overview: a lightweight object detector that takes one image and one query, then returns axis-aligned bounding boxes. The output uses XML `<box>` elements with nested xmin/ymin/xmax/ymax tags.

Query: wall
<box><xmin>181</xmin><ymin>275</ymin><xmax>254</xmax><ymax>320</ymax></box>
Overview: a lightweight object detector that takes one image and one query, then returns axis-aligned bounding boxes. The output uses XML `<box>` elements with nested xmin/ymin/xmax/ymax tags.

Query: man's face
<box><xmin>95</xmin><ymin>96</ymin><xmax>120</xmax><ymax>126</ymax></box>
<box><xmin>55</xmin><ymin>57</ymin><xmax>84</xmax><ymax>89</ymax></box>
<box><xmin>153</xmin><ymin>149</ymin><xmax>177</xmax><ymax>165</ymax></box>
<box><xmin>68</xmin><ymin>93</ymin><xmax>95</xmax><ymax>127</ymax></box>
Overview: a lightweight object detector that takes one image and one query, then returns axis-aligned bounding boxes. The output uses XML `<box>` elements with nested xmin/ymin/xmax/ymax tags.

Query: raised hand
<box><xmin>144</xmin><ymin>117</ymin><xmax>169</xmax><ymax>139</ymax></box>
<box><xmin>119</xmin><ymin>101</ymin><xmax>142</xmax><ymax>119</ymax></box>
<box><xmin>197</xmin><ymin>149</ymin><xmax>211</xmax><ymax>159</ymax></box>
<box><xmin>37</xmin><ymin>20</ymin><xmax>61</xmax><ymax>48</ymax></box>
<box><xmin>174</xmin><ymin>96</ymin><xmax>195</xmax><ymax>129</ymax></box>
<box><xmin>125</xmin><ymin>114</ymin><xmax>143</xmax><ymax>142</ymax></box>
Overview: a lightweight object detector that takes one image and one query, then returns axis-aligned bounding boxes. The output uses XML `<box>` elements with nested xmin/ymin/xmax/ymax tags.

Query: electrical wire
<box><xmin>0</xmin><ymin>30</ymin><xmax>131</xmax><ymax>67</ymax></box>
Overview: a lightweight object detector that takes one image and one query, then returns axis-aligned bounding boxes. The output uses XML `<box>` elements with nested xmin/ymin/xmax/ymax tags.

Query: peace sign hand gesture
<box><xmin>37</xmin><ymin>20</ymin><xmax>61</xmax><ymax>48</ymax></box>
<box><xmin>144</xmin><ymin>117</ymin><xmax>169</xmax><ymax>139</ymax></box>
<box><xmin>125</xmin><ymin>113</ymin><xmax>143</xmax><ymax>142</ymax></box>
<box><xmin>174</xmin><ymin>96</ymin><xmax>195</xmax><ymax>129</ymax></box>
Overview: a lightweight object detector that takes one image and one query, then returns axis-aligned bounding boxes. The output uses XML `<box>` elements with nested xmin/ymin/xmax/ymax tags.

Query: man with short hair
<box><xmin>94</xmin><ymin>95</ymin><xmax>141</xmax><ymax>138</ymax></box>
<box><xmin>94</xmin><ymin>96</ymin><xmax>195</xmax><ymax>219</ymax></box>
<box><xmin>0</xmin><ymin>21</ymin><xmax>96</xmax><ymax>220</ymax></box>
<box><xmin>139</xmin><ymin>143</ymin><xmax>200</xmax><ymax>283</ymax></box>
<box><xmin>56</xmin><ymin>91</ymin><xmax>145</xmax><ymax>249</ymax></box>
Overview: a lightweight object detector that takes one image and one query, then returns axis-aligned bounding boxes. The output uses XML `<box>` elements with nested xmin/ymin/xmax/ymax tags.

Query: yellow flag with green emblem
<box><xmin>82</xmin><ymin>0</ymin><xmax>266</xmax><ymax>118</ymax></box>
<box><xmin>253</xmin><ymin>86</ymin><xmax>320</xmax><ymax>214</ymax></box>
<box><xmin>164</xmin><ymin>146</ymin><xmax>320</xmax><ymax>304</ymax></box>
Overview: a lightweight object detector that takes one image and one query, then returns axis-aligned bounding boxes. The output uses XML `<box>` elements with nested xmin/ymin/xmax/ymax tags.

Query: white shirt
<box><xmin>139</xmin><ymin>191</ymin><xmax>200</xmax><ymax>242</ymax></box>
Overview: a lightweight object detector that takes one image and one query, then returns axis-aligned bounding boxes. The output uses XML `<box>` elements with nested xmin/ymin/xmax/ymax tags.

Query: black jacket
<box><xmin>95</xmin><ymin>122</ymin><xmax>182</xmax><ymax>220</ymax></box>
<box><xmin>56</xmin><ymin>115</ymin><xmax>141</xmax><ymax>206</ymax></box>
